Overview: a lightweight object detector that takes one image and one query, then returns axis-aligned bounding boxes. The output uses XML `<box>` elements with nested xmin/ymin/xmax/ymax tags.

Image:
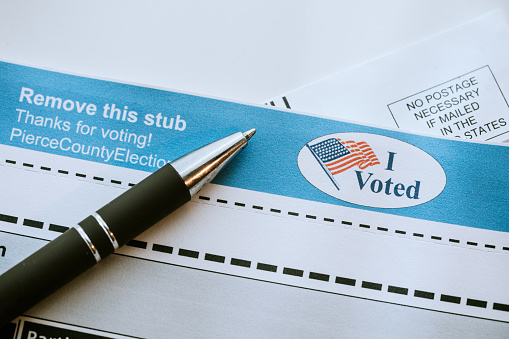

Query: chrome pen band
<box><xmin>93</xmin><ymin>212</ymin><xmax>119</xmax><ymax>250</ymax></box>
<box><xmin>74</xmin><ymin>225</ymin><xmax>101</xmax><ymax>263</ymax></box>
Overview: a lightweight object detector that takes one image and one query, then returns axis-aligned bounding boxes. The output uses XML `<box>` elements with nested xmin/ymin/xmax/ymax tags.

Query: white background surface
<box><xmin>2</xmin><ymin>2</ymin><xmax>509</xmax><ymax>336</ymax></box>
<box><xmin>0</xmin><ymin>0</ymin><xmax>508</xmax><ymax>104</ymax></box>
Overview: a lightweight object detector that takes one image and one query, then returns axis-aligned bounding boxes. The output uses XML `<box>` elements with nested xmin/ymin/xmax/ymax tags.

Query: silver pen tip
<box><xmin>242</xmin><ymin>128</ymin><xmax>256</xmax><ymax>141</ymax></box>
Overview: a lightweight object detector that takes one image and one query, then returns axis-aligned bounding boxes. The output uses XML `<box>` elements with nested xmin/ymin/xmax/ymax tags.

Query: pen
<box><xmin>0</xmin><ymin>129</ymin><xmax>256</xmax><ymax>326</ymax></box>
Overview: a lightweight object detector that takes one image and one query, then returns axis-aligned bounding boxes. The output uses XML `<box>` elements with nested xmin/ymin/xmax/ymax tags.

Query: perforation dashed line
<box><xmin>126</xmin><ymin>240</ymin><xmax>147</xmax><ymax>249</ymax></box>
<box><xmin>4</xmin><ymin>159</ymin><xmax>137</xmax><ymax>187</ymax></box>
<box><xmin>230</xmin><ymin>258</ymin><xmax>251</xmax><ymax>268</ymax></box>
<box><xmin>197</xmin><ymin>194</ymin><xmax>509</xmax><ymax>253</ymax></box>
<box><xmin>415</xmin><ymin>290</ymin><xmax>435</xmax><ymax>300</ymax></box>
<box><xmin>178</xmin><ymin>248</ymin><xmax>199</xmax><ymax>259</ymax></box>
<box><xmin>132</xmin><ymin>241</ymin><xmax>507</xmax><ymax>313</ymax></box>
<box><xmin>5</xmin><ymin>159</ymin><xmax>507</xmax><ymax>313</ymax></box>
<box><xmin>441</xmin><ymin>294</ymin><xmax>461</xmax><ymax>304</ymax></box>
<box><xmin>388</xmin><ymin>285</ymin><xmax>408</xmax><ymax>295</ymax></box>
<box><xmin>48</xmin><ymin>223</ymin><xmax>68</xmax><ymax>233</ymax></box>
<box><xmin>257</xmin><ymin>262</ymin><xmax>277</xmax><ymax>272</ymax></box>
<box><xmin>0</xmin><ymin>213</ymin><xmax>18</xmax><ymax>224</ymax></box>
<box><xmin>13</xmin><ymin>214</ymin><xmax>501</xmax><ymax>314</ymax></box>
<box><xmin>205</xmin><ymin>253</ymin><xmax>225</xmax><ymax>263</ymax></box>
<box><xmin>152</xmin><ymin>243</ymin><xmax>173</xmax><ymax>254</ymax></box>
<box><xmin>283</xmin><ymin>267</ymin><xmax>303</xmax><ymax>277</ymax></box>
<box><xmin>23</xmin><ymin>219</ymin><xmax>43</xmax><ymax>229</ymax></box>
<box><xmin>4</xmin><ymin>159</ymin><xmax>509</xmax><ymax>253</ymax></box>
<box><xmin>362</xmin><ymin>281</ymin><xmax>382</xmax><ymax>291</ymax></box>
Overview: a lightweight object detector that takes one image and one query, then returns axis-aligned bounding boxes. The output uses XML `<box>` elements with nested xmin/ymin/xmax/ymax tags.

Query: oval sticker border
<box><xmin>297</xmin><ymin>133</ymin><xmax>447</xmax><ymax>208</ymax></box>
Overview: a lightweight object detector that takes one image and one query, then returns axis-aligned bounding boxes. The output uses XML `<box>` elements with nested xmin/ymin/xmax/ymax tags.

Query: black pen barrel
<box><xmin>92</xmin><ymin>163</ymin><xmax>191</xmax><ymax>249</ymax></box>
<box><xmin>0</xmin><ymin>163</ymin><xmax>191</xmax><ymax>326</ymax></box>
<box><xmin>0</xmin><ymin>129</ymin><xmax>254</xmax><ymax>327</ymax></box>
<box><xmin>0</xmin><ymin>228</ymin><xmax>97</xmax><ymax>325</ymax></box>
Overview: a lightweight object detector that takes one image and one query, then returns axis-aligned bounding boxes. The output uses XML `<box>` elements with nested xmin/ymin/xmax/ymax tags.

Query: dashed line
<box><xmin>22</xmin><ymin>219</ymin><xmax>43</xmax><ymax>229</ymax></box>
<box><xmin>4</xmin><ymin>161</ymin><xmax>509</xmax><ymax>314</ymax></box>
<box><xmin>388</xmin><ymin>285</ymin><xmax>408</xmax><ymax>295</ymax></box>
<box><xmin>126</xmin><ymin>240</ymin><xmax>147</xmax><ymax>249</ymax></box>
<box><xmin>309</xmin><ymin>272</ymin><xmax>329</xmax><ymax>282</ymax></box>
<box><xmin>257</xmin><ymin>262</ymin><xmax>277</xmax><ymax>272</ymax></box>
<box><xmin>467</xmin><ymin>298</ymin><xmax>487</xmax><ymax>308</ymax></box>
<box><xmin>89</xmin><ymin>238</ymin><xmax>509</xmax><ymax>312</ymax></box>
<box><xmin>336</xmin><ymin>276</ymin><xmax>356</xmax><ymax>286</ymax></box>
<box><xmin>362</xmin><ymin>281</ymin><xmax>382</xmax><ymax>291</ymax></box>
<box><xmin>414</xmin><ymin>290</ymin><xmax>435</xmax><ymax>300</ymax></box>
<box><xmin>441</xmin><ymin>294</ymin><xmax>461</xmax><ymax>304</ymax></box>
<box><xmin>178</xmin><ymin>248</ymin><xmax>199</xmax><ymax>259</ymax></box>
<box><xmin>283</xmin><ymin>267</ymin><xmax>303</xmax><ymax>277</ymax></box>
<box><xmin>0</xmin><ymin>213</ymin><xmax>17</xmax><ymax>224</ymax></box>
<box><xmin>49</xmin><ymin>224</ymin><xmax>68</xmax><ymax>233</ymax></box>
<box><xmin>2</xmin><ymin>181</ymin><xmax>508</xmax><ymax>255</ymax></box>
<box><xmin>494</xmin><ymin>303</ymin><xmax>509</xmax><ymax>312</ymax></box>
<box><xmin>204</xmin><ymin>253</ymin><xmax>225</xmax><ymax>263</ymax></box>
<box><xmin>231</xmin><ymin>258</ymin><xmax>251</xmax><ymax>268</ymax></box>
<box><xmin>152</xmin><ymin>243</ymin><xmax>173</xmax><ymax>254</ymax></box>
<box><xmin>4</xmin><ymin>210</ymin><xmax>506</xmax><ymax>314</ymax></box>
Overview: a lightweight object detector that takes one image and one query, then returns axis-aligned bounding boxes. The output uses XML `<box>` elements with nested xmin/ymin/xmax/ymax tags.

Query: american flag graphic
<box><xmin>308</xmin><ymin>138</ymin><xmax>380</xmax><ymax>175</ymax></box>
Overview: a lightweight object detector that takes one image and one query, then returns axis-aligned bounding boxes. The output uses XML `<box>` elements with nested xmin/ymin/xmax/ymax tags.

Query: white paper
<box><xmin>266</xmin><ymin>11</ymin><xmax>509</xmax><ymax>143</ymax></box>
